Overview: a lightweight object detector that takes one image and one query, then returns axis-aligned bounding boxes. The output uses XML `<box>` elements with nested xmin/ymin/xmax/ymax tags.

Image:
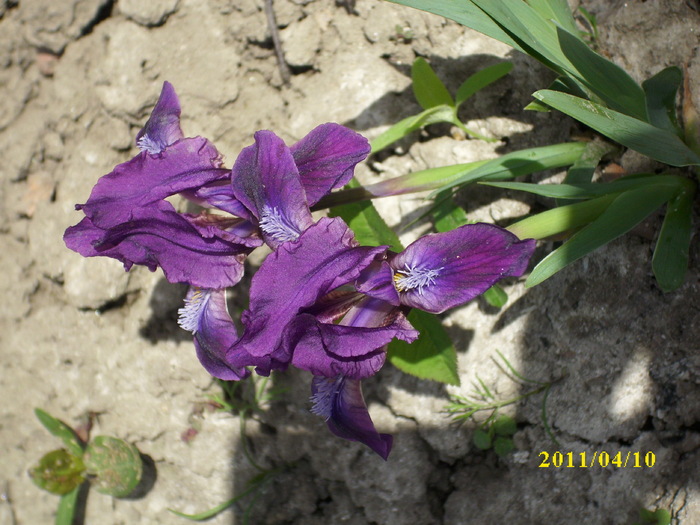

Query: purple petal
<box><xmin>182</xmin><ymin>180</ymin><xmax>254</xmax><ymax>221</ymax></box>
<box><xmin>390</xmin><ymin>223</ymin><xmax>536</xmax><ymax>313</ymax></box>
<box><xmin>290</xmin><ymin>298</ymin><xmax>417</xmax><ymax>379</ymax></box>
<box><xmin>290</xmin><ymin>123</ymin><xmax>371</xmax><ymax>206</ymax></box>
<box><xmin>227</xmin><ymin>217</ymin><xmax>387</xmax><ymax>375</ymax></box>
<box><xmin>356</xmin><ymin>260</ymin><xmax>401</xmax><ymax>305</ymax></box>
<box><xmin>311</xmin><ymin>376</ymin><xmax>393</xmax><ymax>460</ymax></box>
<box><xmin>135</xmin><ymin>81</ymin><xmax>184</xmax><ymax>154</ymax></box>
<box><xmin>178</xmin><ymin>288</ymin><xmax>250</xmax><ymax>381</ymax></box>
<box><xmin>77</xmin><ymin>137</ymin><xmax>229</xmax><ymax>229</ymax></box>
<box><xmin>64</xmin><ymin>202</ymin><xmax>254</xmax><ymax>288</ymax></box>
<box><xmin>231</xmin><ymin>130</ymin><xmax>313</xmax><ymax>248</ymax></box>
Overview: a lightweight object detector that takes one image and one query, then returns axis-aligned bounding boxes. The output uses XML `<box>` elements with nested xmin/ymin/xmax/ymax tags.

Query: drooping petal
<box><xmin>64</xmin><ymin>202</ymin><xmax>254</xmax><ymax>288</ymax></box>
<box><xmin>311</xmin><ymin>376</ymin><xmax>393</xmax><ymax>460</ymax></box>
<box><xmin>178</xmin><ymin>288</ymin><xmax>249</xmax><ymax>381</ymax></box>
<box><xmin>77</xmin><ymin>137</ymin><xmax>229</xmax><ymax>229</ymax></box>
<box><xmin>230</xmin><ymin>130</ymin><xmax>314</xmax><ymax>248</ymax></box>
<box><xmin>289</xmin><ymin>298</ymin><xmax>417</xmax><ymax>379</ymax></box>
<box><xmin>135</xmin><ymin>81</ymin><xmax>184</xmax><ymax>154</ymax></box>
<box><xmin>290</xmin><ymin>123</ymin><xmax>371</xmax><ymax>206</ymax></box>
<box><xmin>227</xmin><ymin>217</ymin><xmax>387</xmax><ymax>375</ymax></box>
<box><xmin>389</xmin><ymin>223</ymin><xmax>536</xmax><ymax>313</ymax></box>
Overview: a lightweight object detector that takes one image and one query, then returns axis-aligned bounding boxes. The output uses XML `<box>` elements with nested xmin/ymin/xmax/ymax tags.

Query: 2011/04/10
<box><xmin>538</xmin><ymin>451</ymin><xmax>656</xmax><ymax>468</ymax></box>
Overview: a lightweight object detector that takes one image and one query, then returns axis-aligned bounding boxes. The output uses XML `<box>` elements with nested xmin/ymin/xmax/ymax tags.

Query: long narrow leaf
<box><xmin>533</xmin><ymin>90</ymin><xmax>700</xmax><ymax>166</ymax></box>
<box><xmin>370</xmin><ymin>105</ymin><xmax>454</xmax><ymax>154</ymax></box>
<box><xmin>484</xmin><ymin>174</ymin><xmax>684</xmax><ymax>200</ymax></box>
<box><xmin>386</xmin><ymin>0</ymin><xmax>524</xmax><ymax>52</ymax></box>
<box><xmin>526</xmin><ymin>0</ymin><xmax>579</xmax><ymax>34</ymax></box>
<box><xmin>412</xmin><ymin>58</ymin><xmax>454</xmax><ymax>109</ymax></box>
<box><xmin>35</xmin><ymin>409</ymin><xmax>84</xmax><ymax>457</ymax></box>
<box><xmin>507</xmin><ymin>193</ymin><xmax>616</xmax><ymax>240</ymax></box>
<box><xmin>652</xmin><ymin>180</ymin><xmax>695</xmax><ymax>291</ymax></box>
<box><xmin>431</xmin><ymin>142</ymin><xmax>587</xmax><ymax>194</ymax></box>
<box><xmin>526</xmin><ymin>184</ymin><xmax>677</xmax><ymax>286</ymax></box>
<box><xmin>56</xmin><ymin>486</ymin><xmax>81</xmax><ymax>525</ymax></box>
<box><xmin>456</xmin><ymin>62</ymin><xmax>513</xmax><ymax>107</ymax></box>
<box><xmin>642</xmin><ymin>66</ymin><xmax>683</xmax><ymax>135</ymax></box>
<box><xmin>564</xmin><ymin>139</ymin><xmax>616</xmax><ymax>185</ymax></box>
<box><xmin>555</xmin><ymin>26</ymin><xmax>647</xmax><ymax>120</ymax></box>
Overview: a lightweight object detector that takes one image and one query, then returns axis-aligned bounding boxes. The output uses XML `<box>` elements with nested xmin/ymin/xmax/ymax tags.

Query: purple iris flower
<box><xmin>64</xmin><ymin>82</ymin><xmax>262</xmax><ymax>288</ymax></box>
<box><xmin>306</xmin><ymin>223</ymin><xmax>535</xmax><ymax>459</ymax></box>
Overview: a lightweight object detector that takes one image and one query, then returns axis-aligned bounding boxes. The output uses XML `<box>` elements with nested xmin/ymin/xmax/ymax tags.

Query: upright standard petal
<box><xmin>231</xmin><ymin>130</ymin><xmax>314</xmax><ymax>248</ymax></box>
<box><xmin>226</xmin><ymin>217</ymin><xmax>387</xmax><ymax>375</ymax></box>
<box><xmin>311</xmin><ymin>376</ymin><xmax>393</xmax><ymax>460</ymax></box>
<box><xmin>389</xmin><ymin>223</ymin><xmax>536</xmax><ymax>313</ymax></box>
<box><xmin>64</xmin><ymin>202</ymin><xmax>255</xmax><ymax>288</ymax></box>
<box><xmin>178</xmin><ymin>288</ymin><xmax>249</xmax><ymax>381</ymax></box>
<box><xmin>135</xmin><ymin>81</ymin><xmax>184</xmax><ymax>154</ymax></box>
<box><xmin>77</xmin><ymin>137</ymin><xmax>229</xmax><ymax>229</ymax></box>
<box><xmin>290</xmin><ymin>123</ymin><xmax>371</xmax><ymax>206</ymax></box>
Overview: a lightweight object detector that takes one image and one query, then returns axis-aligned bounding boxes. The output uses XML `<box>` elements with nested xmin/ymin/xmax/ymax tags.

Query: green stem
<box><xmin>55</xmin><ymin>485</ymin><xmax>81</xmax><ymax>525</ymax></box>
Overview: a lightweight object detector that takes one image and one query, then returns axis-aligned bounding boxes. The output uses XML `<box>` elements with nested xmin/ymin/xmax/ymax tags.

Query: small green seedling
<box><xmin>637</xmin><ymin>507</ymin><xmax>672</xmax><ymax>525</ymax></box>
<box><xmin>370</xmin><ymin>57</ymin><xmax>512</xmax><ymax>152</ymax></box>
<box><xmin>29</xmin><ymin>409</ymin><xmax>143</xmax><ymax>525</ymax></box>
<box><xmin>447</xmin><ymin>350</ymin><xmax>561</xmax><ymax>448</ymax></box>
<box><xmin>473</xmin><ymin>414</ymin><xmax>517</xmax><ymax>457</ymax></box>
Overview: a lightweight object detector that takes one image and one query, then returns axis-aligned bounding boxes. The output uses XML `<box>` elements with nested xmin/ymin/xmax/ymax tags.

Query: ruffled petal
<box><xmin>77</xmin><ymin>137</ymin><xmax>228</xmax><ymax>229</ymax></box>
<box><xmin>230</xmin><ymin>130</ymin><xmax>314</xmax><ymax>248</ymax></box>
<box><xmin>311</xmin><ymin>376</ymin><xmax>392</xmax><ymax>460</ymax></box>
<box><xmin>289</xmin><ymin>298</ymin><xmax>417</xmax><ymax>379</ymax></box>
<box><xmin>290</xmin><ymin>123</ymin><xmax>370</xmax><ymax>206</ymax></box>
<box><xmin>228</xmin><ymin>217</ymin><xmax>387</xmax><ymax>375</ymax></box>
<box><xmin>64</xmin><ymin>202</ymin><xmax>253</xmax><ymax>288</ymax></box>
<box><xmin>390</xmin><ymin>223</ymin><xmax>536</xmax><ymax>313</ymax></box>
<box><xmin>135</xmin><ymin>81</ymin><xmax>184</xmax><ymax>154</ymax></box>
<box><xmin>178</xmin><ymin>288</ymin><xmax>249</xmax><ymax>381</ymax></box>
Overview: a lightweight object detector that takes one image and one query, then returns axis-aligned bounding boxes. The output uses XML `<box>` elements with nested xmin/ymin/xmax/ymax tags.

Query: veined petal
<box><xmin>135</xmin><ymin>81</ymin><xmax>184</xmax><ymax>154</ymax></box>
<box><xmin>77</xmin><ymin>137</ymin><xmax>229</xmax><ymax>229</ymax></box>
<box><xmin>290</xmin><ymin>297</ymin><xmax>417</xmax><ymax>379</ymax></box>
<box><xmin>311</xmin><ymin>376</ymin><xmax>392</xmax><ymax>460</ymax></box>
<box><xmin>356</xmin><ymin>260</ymin><xmax>401</xmax><ymax>305</ymax></box>
<box><xmin>389</xmin><ymin>223</ymin><xmax>536</xmax><ymax>313</ymax></box>
<box><xmin>231</xmin><ymin>130</ymin><xmax>313</xmax><ymax>248</ymax></box>
<box><xmin>178</xmin><ymin>288</ymin><xmax>249</xmax><ymax>381</ymax></box>
<box><xmin>228</xmin><ymin>217</ymin><xmax>387</xmax><ymax>375</ymax></box>
<box><xmin>182</xmin><ymin>180</ymin><xmax>254</xmax><ymax>221</ymax></box>
<box><xmin>64</xmin><ymin>202</ymin><xmax>252</xmax><ymax>288</ymax></box>
<box><xmin>290</xmin><ymin>123</ymin><xmax>370</xmax><ymax>206</ymax></box>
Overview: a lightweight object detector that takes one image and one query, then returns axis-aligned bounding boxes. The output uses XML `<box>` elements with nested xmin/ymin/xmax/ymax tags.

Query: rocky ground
<box><xmin>1</xmin><ymin>0</ymin><xmax>700</xmax><ymax>523</ymax></box>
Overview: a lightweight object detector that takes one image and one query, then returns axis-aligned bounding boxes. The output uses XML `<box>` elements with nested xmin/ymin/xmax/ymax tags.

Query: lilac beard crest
<box><xmin>259</xmin><ymin>205</ymin><xmax>302</xmax><ymax>243</ymax></box>
<box><xmin>310</xmin><ymin>375</ymin><xmax>343</xmax><ymax>421</ymax></box>
<box><xmin>137</xmin><ymin>133</ymin><xmax>166</xmax><ymax>155</ymax></box>
<box><xmin>392</xmin><ymin>263</ymin><xmax>444</xmax><ymax>296</ymax></box>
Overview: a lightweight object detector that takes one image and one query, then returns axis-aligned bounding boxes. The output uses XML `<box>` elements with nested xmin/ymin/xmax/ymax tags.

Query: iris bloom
<box><xmin>64</xmin><ymin>82</ymin><xmax>261</xmax><ymax>289</ymax></box>
<box><xmin>308</xmin><ymin>223</ymin><xmax>535</xmax><ymax>459</ymax></box>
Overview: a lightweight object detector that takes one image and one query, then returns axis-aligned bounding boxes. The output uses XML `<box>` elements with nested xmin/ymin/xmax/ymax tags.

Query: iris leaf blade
<box><xmin>388</xmin><ymin>309</ymin><xmax>460</xmax><ymax>386</ymax></box>
<box><xmin>533</xmin><ymin>90</ymin><xmax>700</xmax><ymax>166</ymax></box>
<box><xmin>526</xmin><ymin>184</ymin><xmax>677</xmax><ymax>287</ymax></box>
<box><xmin>455</xmin><ymin>61</ymin><xmax>513</xmax><ymax>107</ymax></box>
<box><xmin>642</xmin><ymin>66</ymin><xmax>683</xmax><ymax>135</ymax></box>
<box><xmin>652</xmin><ymin>182</ymin><xmax>695</xmax><ymax>292</ymax></box>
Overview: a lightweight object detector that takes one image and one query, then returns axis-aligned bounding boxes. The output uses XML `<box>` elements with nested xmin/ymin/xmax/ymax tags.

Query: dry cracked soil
<box><xmin>1</xmin><ymin>0</ymin><xmax>700</xmax><ymax>523</ymax></box>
